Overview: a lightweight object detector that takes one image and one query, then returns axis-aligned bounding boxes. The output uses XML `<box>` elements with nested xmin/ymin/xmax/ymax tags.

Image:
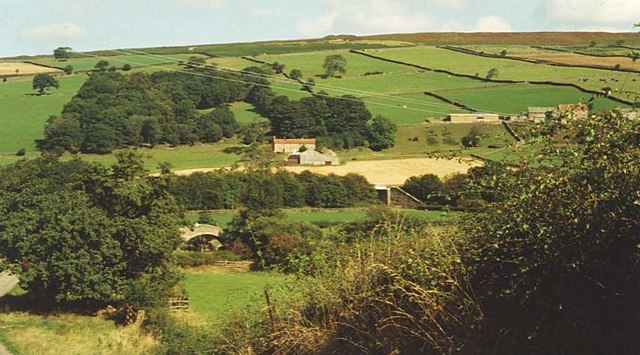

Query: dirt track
<box><xmin>171</xmin><ymin>157</ymin><xmax>481</xmax><ymax>185</ymax></box>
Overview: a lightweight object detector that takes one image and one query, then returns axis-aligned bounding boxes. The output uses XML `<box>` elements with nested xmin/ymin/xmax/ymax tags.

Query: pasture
<box><xmin>0</xmin><ymin>75</ymin><xmax>87</xmax><ymax>153</ymax></box>
<box><xmin>374</xmin><ymin>46</ymin><xmax>640</xmax><ymax>102</ymax></box>
<box><xmin>182</xmin><ymin>271</ymin><xmax>293</xmax><ymax>326</ymax></box>
<box><xmin>185</xmin><ymin>208</ymin><xmax>455</xmax><ymax>228</ymax></box>
<box><xmin>32</xmin><ymin>53</ymin><xmax>206</xmax><ymax>72</ymax></box>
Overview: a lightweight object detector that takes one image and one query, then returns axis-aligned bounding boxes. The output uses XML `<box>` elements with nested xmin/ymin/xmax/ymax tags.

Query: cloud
<box><xmin>22</xmin><ymin>22</ymin><xmax>88</xmax><ymax>41</ymax></box>
<box><xmin>297</xmin><ymin>0</ymin><xmax>435</xmax><ymax>37</ymax></box>
<box><xmin>52</xmin><ymin>1</ymin><xmax>90</xmax><ymax>17</ymax></box>
<box><xmin>169</xmin><ymin>0</ymin><xmax>226</xmax><ymax>9</ymax></box>
<box><xmin>473</xmin><ymin>16</ymin><xmax>512</xmax><ymax>32</ymax></box>
<box><xmin>547</xmin><ymin>0</ymin><xmax>640</xmax><ymax>29</ymax></box>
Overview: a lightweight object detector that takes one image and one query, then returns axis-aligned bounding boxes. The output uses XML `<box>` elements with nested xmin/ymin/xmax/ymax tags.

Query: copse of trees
<box><xmin>246</xmin><ymin>88</ymin><xmax>395</xmax><ymax>150</ymax></box>
<box><xmin>40</xmin><ymin>68</ymin><xmax>253</xmax><ymax>153</ymax></box>
<box><xmin>169</xmin><ymin>169</ymin><xmax>376</xmax><ymax>211</ymax></box>
<box><xmin>0</xmin><ymin>152</ymin><xmax>182</xmax><ymax>308</ymax></box>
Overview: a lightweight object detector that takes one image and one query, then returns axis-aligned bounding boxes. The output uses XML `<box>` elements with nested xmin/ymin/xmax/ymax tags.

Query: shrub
<box><xmin>16</xmin><ymin>148</ymin><xmax>26</xmax><ymax>156</ymax></box>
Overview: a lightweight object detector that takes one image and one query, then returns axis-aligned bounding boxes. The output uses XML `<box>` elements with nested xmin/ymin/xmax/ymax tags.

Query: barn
<box><xmin>287</xmin><ymin>149</ymin><xmax>339</xmax><ymax>166</ymax></box>
<box><xmin>273</xmin><ymin>138</ymin><xmax>316</xmax><ymax>153</ymax></box>
<box><xmin>527</xmin><ymin>107</ymin><xmax>555</xmax><ymax>122</ymax></box>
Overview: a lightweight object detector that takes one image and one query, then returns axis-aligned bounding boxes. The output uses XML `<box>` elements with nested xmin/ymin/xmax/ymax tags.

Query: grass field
<box><xmin>185</xmin><ymin>208</ymin><xmax>456</xmax><ymax>228</ymax></box>
<box><xmin>373</xmin><ymin>46</ymin><xmax>640</xmax><ymax>102</ymax></box>
<box><xmin>182</xmin><ymin>271</ymin><xmax>293</xmax><ymax>326</ymax></box>
<box><xmin>0</xmin><ymin>75</ymin><xmax>87</xmax><ymax>153</ymax></box>
<box><xmin>440</xmin><ymin>84</ymin><xmax>622</xmax><ymax>113</ymax></box>
<box><xmin>0</xmin><ymin>312</ymin><xmax>157</xmax><ymax>355</ymax></box>
<box><xmin>228</xmin><ymin>102</ymin><xmax>268</xmax><ymax>123</ymax></box>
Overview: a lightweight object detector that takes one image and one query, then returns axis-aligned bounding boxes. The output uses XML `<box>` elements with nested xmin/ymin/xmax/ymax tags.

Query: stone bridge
<box><xmin>179</xmin><ymin>223</ymin><xmax>224</xmax><ymax>250</ymax></box>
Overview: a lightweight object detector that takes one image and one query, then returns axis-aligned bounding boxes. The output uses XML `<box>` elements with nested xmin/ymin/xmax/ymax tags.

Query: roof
<box><xmin>273</xmin><ymin>138</ymin><xmax>316</xmax><ymax>144</ymax></box>
<box><xmin>447</xmin><ymin>113</ymin><xmax>499</xmax><ymax>117</ymax></box>
<box><xmin>528</xmin><ymin>107</ymin><xmax>555</xmax><ymax>113</ymax></box>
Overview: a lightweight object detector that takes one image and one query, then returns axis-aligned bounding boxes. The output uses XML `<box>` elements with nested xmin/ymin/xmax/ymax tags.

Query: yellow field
<box><xmin>0</xmin><ymin>62</ymin><xmax>61</xmax><ymax>76</ymax></box>
<box><xmin>170</xmin><ymin>157</ymin><xmax>481</xmax><ymax>185</ymax></box>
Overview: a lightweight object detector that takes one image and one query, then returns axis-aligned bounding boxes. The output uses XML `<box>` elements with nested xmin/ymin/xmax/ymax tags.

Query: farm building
<box><xmin>618</xmin><ymin>108</ymin><xmax>639</xmax><ymax>120</ymax></box>
<box><xmin>286</xmin><ymin>149</ymin><xmax>339</xmax><ymax>166</ymax></box>
<box><xmin>444</xmin><ymin>113</ymin><xmax>500</xmax><ymax>124</ymax></box>
<box><xmin>527</xmin><ymin>107</ymin><xmax>555</xmax><ymax>123</ymax></box>
<box><xmin>375</xmin><ymin>184</ymin><xmax>424</xmax><ymax>208</ymax></box>
<box><xmin>273</xmin><ymin>138</ymin><xmax>316</xmax><ymax>153</ymax></box>
<box><xmin>555</xmin><ymin>103</ymin><xmax>589</xmax><ymax>120</ymax></box>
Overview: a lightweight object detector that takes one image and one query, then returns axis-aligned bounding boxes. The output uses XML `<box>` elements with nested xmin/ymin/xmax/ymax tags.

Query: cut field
<box><xmin>0</xmin><ymin>75</ymin><xmax>87</xmax><ymax>153</ymax></box>
<box><xmin>284</xmin><ymin>157</ymin><xmax>481</xmax><ymax>185</ymax></box>
<box><xmin>462</xmin><ymin>45</ymin><xmax>640</xmax><ymax>71</ymax></box>
<box><xmin>0</xmin><ymin>62</ymin><xmax>61</xmax><ymax>76</ymax></box>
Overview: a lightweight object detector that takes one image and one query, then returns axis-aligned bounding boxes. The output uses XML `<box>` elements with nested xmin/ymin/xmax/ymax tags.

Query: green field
<box><xmin>33</xmin><ymin>53</ymin><xmax>205</xmax><ymax>72</ymax></box>
<box><xmin>0</xmin><ymin>75</ymin><xmax>87</xmax><ymax>152</ymax></box>
<box><xmin>374</xmin><ymin>46</ymin><xmax>640</xmax><ymax>102</ymax></box>
<box><xmin>186</xmin><ymin>208</ymin><xmax>457</xmax><ymax>228</ymax></box>
<box><xmin>183</xmin><ymin>271</ymin><xmax>293</xmax><ymax>325</ymax></box>
<box><xmin>228</xmin><ymin>102</ymin><xmax>268</xmax><ymax>123</ymax></box>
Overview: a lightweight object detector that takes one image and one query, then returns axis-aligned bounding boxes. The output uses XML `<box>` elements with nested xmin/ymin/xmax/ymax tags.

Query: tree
<box><xmin>122</xmin><ymin>64</ymin><xmax>132</xmax><ymax>71</ymax></box>
<box><xmin>461</xmin><ymin>126</ymin><xmax>481</xmax><ymax>148</ymax></box>
<box><xmin>402</xmin><ymin>174</ymin><xmax>445</xmax><ymax>204</ymax></box>
<box><xmin>500</xmin><ymin>49</ymin><xmax>507</xmax><ymax>56</ymax></box>
<box><xmin>367</xmin><ymin>115</ymin><xmax>397</xmax><ymax>151</ymax></box>
<box><xmin>53</xmin><ymin>47</ymin><xmax>71</xmax><ymax>61</ymax></box>
<box><xmin>271</xmin><ymin>62</ymin><xmax>285</xmax><ymax>74</ymax></box>
<box><xmin>485</xmin><ymin>68</ymin><xmax>499</xmax><ymax>80</ymax></box>
<box><xmin>63</xmin><ymin>65</ymin><xmax>73</xmax><ymax>75</ymax></box>
<box><xmin>289</xmin><ymin>69</ymin><xmax>303</xmax><ymax>80</ymax></box>
<box><xmin>322</xmin><ymin>54</ymin><xmax>347</xmax><ymax>78</ymax></box>
<box><xmin>461</xmin><ymin>113</ymin><xmax>640</xmax><ymax>352</ymax></box>
<box><xmin>0</xmin><ymin>153</ymin><xmax>182</xmax><ymax>307</ymax></box>
<box><xmin>94</xmin><ymin>60</ymin><xmax>110</xmax><ymax>71</ymax></box>
<box><xmin>32</xmin><ymin>74</ymin><xmax>59</xmax><ymax>95</ymax></box>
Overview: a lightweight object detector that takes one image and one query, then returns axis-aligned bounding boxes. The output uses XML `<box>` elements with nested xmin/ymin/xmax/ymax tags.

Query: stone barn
<box><xmin>287</xmin><ymin>149</ymin><xmax>339</xmax><ymax>166</ymax></box>
<box><xmin>445</xmin><ymin>113</ymin><xmax>500</xmax><ymax>124</ymax></box>
<box><xmin>273</xmin><ymin>138</ymin><xmax>316</xmax><ymax>153</ymax></box>
<box><xmin>375</xmin><ymin>184</ymin><xmax>424</xmax><ymax>208</ymax></box>
<box><xmin>527</xmin><ymin>107</ymin><xmax>555</xmax><ymax>123</ymax></box>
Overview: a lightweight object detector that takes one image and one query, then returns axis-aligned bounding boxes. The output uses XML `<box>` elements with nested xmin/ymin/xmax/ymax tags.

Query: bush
<box><xmin>175</xmin><ymin>250</ymin><xmax>243</xmax><ymax>268</ymax></box>
<box><xmin>16</xmin><ymin>148</ymin><xmax>26</xmax><ymax>156</ymax></box>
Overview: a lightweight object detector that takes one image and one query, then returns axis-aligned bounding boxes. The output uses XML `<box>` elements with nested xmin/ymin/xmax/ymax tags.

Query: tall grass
<box><xmin>221</xmin><ymin>217</ymin><xmax>483</xmax><ymax>354</ymax></box>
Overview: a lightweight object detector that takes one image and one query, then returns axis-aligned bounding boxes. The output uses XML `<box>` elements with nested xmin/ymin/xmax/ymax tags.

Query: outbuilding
<box><xmin>444</xmin><ymin>113</ymin><xmax>500</xmax><ymax>124</ymax></box>
<box><xmin>286</xmin><ymin>149</ymin><xmax>339</xmax><ymax>166</ymax></box>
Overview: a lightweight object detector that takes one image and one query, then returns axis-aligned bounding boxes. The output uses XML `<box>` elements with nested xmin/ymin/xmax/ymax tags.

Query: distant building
<box><xmin>527</xmin><ymin>107</ymin><xmax>555</xmax><ymax>123</ymax></box>
<box><xmin>555</xmin><ymin>103</ymin><xmax>589</xmax><ymax>120</ymax></box>
<box><xmin>273</xmin><ymin>138</ymin><xmax>316</xmax><ymax>153</ymax></box>
<box><xmin>618</xmin><ymin>108</ymin><xmax>639</xmax><ymax>120</ymax></box>
<box><xmin>444</xmin><ymin>113</ymin><xmax>500</xmax><ymax>124</ymax></box>
<box><xmin>286</xmin><ymin>149</ymin><xmax>339</xmax><ymax>166</ymax></box>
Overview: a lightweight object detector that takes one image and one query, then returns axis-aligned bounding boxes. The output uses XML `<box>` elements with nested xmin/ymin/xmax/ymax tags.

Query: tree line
<box><xmin>169</xmin><ymin>169</ymin><xmax>377</xmax><ymax>210</ymax></box>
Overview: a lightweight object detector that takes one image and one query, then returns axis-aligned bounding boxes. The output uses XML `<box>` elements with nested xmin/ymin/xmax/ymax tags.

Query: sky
<box><xmin>1</xmin><ymin>0</ymin><xmax>639</xmax><ymax>57</ymax></box>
